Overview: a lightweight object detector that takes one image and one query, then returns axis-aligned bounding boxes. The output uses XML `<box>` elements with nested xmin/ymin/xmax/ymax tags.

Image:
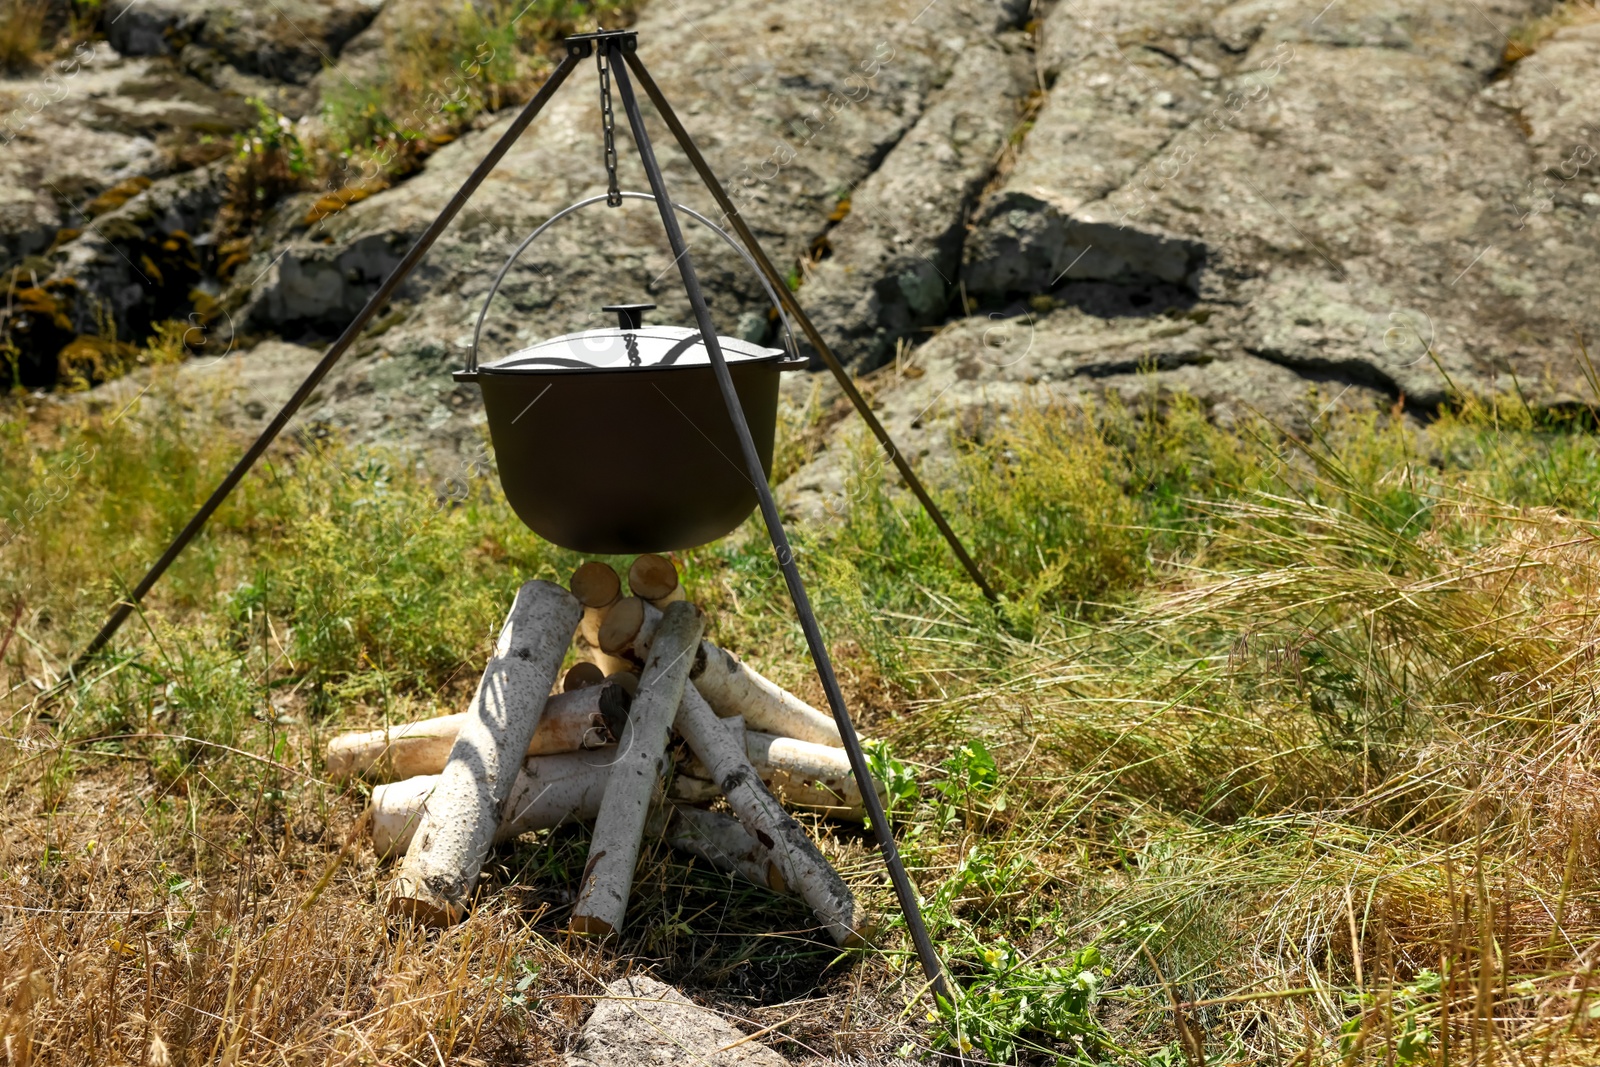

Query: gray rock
<box><xmin>778</xmin><ymin>305</ymin><xmax>1393</xmax><ymax>523</ymax></box>
<box><xmin>48</xmin><ymin>162</ymin><xmax>229</xmax><ymax>345</ymax></box>
<box><xmin>792</xmin><ymin>38</ymin><xmax>1030</xmax><ymax>370</ymax></box>
<box><xmin>961</xmin><ymin>0</ymin><xmax>1600</xmax><ymax>409</ymax></box>
<box><xmin>963</xmin><ymin>0</ymin><xmax>1221</xmax><ymax>304</ymax></box>
<box><xmin>102</xmin><ymin>0</ymin><xmax>380</xmax><ymax>86</ymax></box>
<box><xmin>1483</xmin><ymin>19</ymin><xmax>1600</xmax><ymax>174</ymax></box>
<box><xmin>0</xmin><ymin>44</ymin><xmax>249</xmax><ymax>275</ymax></box>
<box><xmin>565</xmin><ymin>975</ymin><xmax>789</xmax><ymax>1067</ymax></box>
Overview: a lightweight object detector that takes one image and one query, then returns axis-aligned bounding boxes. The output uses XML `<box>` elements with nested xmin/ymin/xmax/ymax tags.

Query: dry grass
<box><xmin>1505</xmin><ymin>0</ymin><xmax>1600</xmax><ymax>62</ymax></box>
<box><xmin>0</xmin><ymin>0</ymin><xmax>49</xmax><ymax>72</ymax></box>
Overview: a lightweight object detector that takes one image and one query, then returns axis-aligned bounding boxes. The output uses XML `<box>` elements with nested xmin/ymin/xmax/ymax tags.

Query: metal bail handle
<box><xmin>464</xmin><ymin>192</ymin><xmax>800</xmax><ymax>374</ymax></box>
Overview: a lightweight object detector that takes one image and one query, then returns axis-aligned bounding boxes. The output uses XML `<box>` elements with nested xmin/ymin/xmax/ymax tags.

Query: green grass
<box><xmin>7</xmin><ymin>362</ymin><xmax>1600</xmax><ymax>1063</ymax></box>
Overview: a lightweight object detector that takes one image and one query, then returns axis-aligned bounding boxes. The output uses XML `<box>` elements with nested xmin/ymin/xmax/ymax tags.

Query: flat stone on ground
<box><xmin>565</xmin><ymin>975</ymin><xmax>789</xmax><ymax>1067</ymax></box>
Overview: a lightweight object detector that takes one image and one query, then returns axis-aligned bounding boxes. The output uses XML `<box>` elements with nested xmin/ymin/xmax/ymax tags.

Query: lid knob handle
<box><xmin>601</xmin><ymin>303</ymin><xmax>655</xmax><ymax>330</ymax></box>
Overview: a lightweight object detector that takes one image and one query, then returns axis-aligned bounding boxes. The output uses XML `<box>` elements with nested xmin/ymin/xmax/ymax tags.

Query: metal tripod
<box><xmin>67</xmin><ymin>26</ymin><xmax>985</xmax><ymax>1002</ymax></box>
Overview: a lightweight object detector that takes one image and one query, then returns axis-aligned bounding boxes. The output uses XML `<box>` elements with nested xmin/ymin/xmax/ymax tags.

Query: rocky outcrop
<box><xmin>772</xmin><ymin>0</ymin><xmax>1600</xmax><ymax>516</ymax></box>
<box><xmin>963</xmin><ymin>0</ymin><xmax>1600</xmax><ymax>410</ymax></box>
<box><xmin>791</xmin><ymin>39</ymin><xmax>1030</xmax><ymax>369</ymax></box>
<box><xmin>0</xmin><ymin>42</ymin><xmax>261</xmax><ymax>387</ymax></box>
<box><xmin>778</xmin><ymin>303</ymin><xmax>1394</xmax><ymax>522</ymax></box>
<box><xmin>19</xmin><ymin>0</ymin><xmax>1597</xmax><ymax>493</ymax></box>
<box><xmin>102</xmin><ymin>0</ymin><xmax>380</xmax><ymax>86</ymax></box>
<box><xmin>51</xmin><ymin>162</ymin><xmax>230</xmax><ymax>337</ymax></box>
<box><xmin>0</xmin><ymin>44</ymin><xmax>251</xmax><ymax>276</ymax></box>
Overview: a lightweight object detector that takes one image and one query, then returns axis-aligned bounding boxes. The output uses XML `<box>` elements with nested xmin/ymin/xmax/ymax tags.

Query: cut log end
<box><xmin>568</xmin><ymin>913</ymin><xmax>615</xmax><ymax>937</ymax></box>
<box><xmin>597</xmin><ymin>596</ymin><xmax>647</xmax><ymax>656</ymax></box>
<box><xmin>569</xmin><ymin>561</ymin><xmax>622</xmax><ymax>608</ymax></box>
<box><xmin>839</xmin><ymin>915</ymin><xmax>877</xmax><ymax>950</ymax></box>
<box><xmin>563</xmin><ymin>661</ymin><xmax>605</xmax><ymax>691</ymax></box>
<box><xmin>386</xmin><ymin>877</ymin><xmax>464</xmax><ymax>927</ymax></box>
<box><xmin>628</xmin><ymin>554</ymin><xmax>683</xmax><ymax>605</ymax></box>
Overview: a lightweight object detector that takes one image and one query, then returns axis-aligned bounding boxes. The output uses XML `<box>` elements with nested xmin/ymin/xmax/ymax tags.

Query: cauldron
<box><xmin>454</xmin><ymin>193</ymin><xmax>804</xmax><ymax>554</ymax></box>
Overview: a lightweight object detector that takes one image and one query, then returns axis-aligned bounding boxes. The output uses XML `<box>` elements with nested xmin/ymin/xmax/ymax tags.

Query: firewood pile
<box><xmin>323</xmin><ymin>556</ymin><xmax>880</xmax><ymax>945</ymax></box>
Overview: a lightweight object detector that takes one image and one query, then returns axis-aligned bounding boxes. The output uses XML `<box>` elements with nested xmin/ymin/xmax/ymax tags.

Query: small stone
<box><xmin>565</xmin><ymin>976</ymin><xmax>790</xmax><ymax>1067</ymax></box>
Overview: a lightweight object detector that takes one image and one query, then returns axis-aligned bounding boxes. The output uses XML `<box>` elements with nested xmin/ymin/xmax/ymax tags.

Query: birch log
<box><xmin>600</xmin><ymin>596</ymin><xmax>842</xmax><ymax>747</ymax></box>
<box><xmin>679</xmin><ymin>731</ymin><xmax>880</xmax><ymax>820</ymax></box>
<box><xmin>692</xmin><ymin>643</ymin><xmax>842</xmax><ymax>747</ymax></box>
<box><xmin>627</xmin><ymin>554</ymin><xmax>685</xmax><ymax>608</ymax></box>
<box><xmin>387</xmin><ymin>580</ymin><xmax>581</xmax><ymax>925</ymax></box>
<box><xmin>375</xmin><ymin>765</ymin><xmax>782</xmax><ymax>901</ymax></box>
<box><xmin>374</xmin><ymin>750</ymin><xmax>613</xmax><ymax>856</ymax></box>
<box><xmin>674</xmin><ymin>692</ymin><xmax>868</xmax><ymax>946</ymax></box>
<box><xmin>333</xmin><ymin>708</ymin><xmax>870</xmax><ymax>818</ymax></box>
<box><xmin>660</xmin><ymin>805</ymin><xmax>786</xmax><ymax>892</ymax></box>
<box><xmin>326</xmin><ymin>683</ymin><xmax>630</xmax><ymax>782</ymax></box>
<box><xmin>571</xmin><ymin>562</ymin><xmax>634</xmax><ymax>675</ymax></box>
<box><xmin>569</xmin><ymin>600</ymin><xmax>706</xmax><ymax>936</ymax></box>
<box><xmin>371</xmin><ymin>748</ymin><xmax>619</xmax><ymax>856</ymax></box>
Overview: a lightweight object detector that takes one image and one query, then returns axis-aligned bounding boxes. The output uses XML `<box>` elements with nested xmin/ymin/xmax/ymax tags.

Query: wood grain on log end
<box><xmin>597</xmin><ymin>596</ymin><xmax>646</xmax><ymax>657</ymax></box>
<box><xmin>386</xmin><ymin>876</ymin><xmax>464</xmax><ymax>927</ymax></box>
<box><xmin>568</xmin><ymin>913</ymin><xmax>616</xmax><ymax>937</ymax></box>
<box><xmin>563</xmin><ymin>661</ymin><xmax>605</xmax><ymax>691</ymax></box>
<box><xmin>570</xmin><ymin>561</ymin><xmax>622</xmax><ymax>608</ymax></box>
<box><xmin>627</xmin><ymin>554</ymin><xmax>683</xmax><ymax>606</ymax></box>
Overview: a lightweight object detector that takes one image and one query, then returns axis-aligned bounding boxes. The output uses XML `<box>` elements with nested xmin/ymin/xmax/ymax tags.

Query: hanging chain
<box><xmin>597</xmin><ymin>44</ymin><xmax>622</xmax><ymax>207</ymax></box>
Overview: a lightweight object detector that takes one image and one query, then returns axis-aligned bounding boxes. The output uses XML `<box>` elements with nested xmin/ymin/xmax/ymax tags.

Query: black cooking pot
<box><xmin>453</xmin><ymin>193</ymin><xmax>804</xmax><ymax>554</ymax></box>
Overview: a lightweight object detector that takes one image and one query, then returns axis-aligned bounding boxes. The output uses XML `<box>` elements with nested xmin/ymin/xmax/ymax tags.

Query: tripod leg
<box><xmin>620</xmin><ymin>50</ymin><xmax>999</xmax><ymax>607</ymax></box>
<box><xmin>63</xmin><ymin>52</ymin><xmax>586</xmax><ymax>683</ymax></box>
<box><xmin>609</xmin><ymin>47</ymin><xmax>952</xmax><ymax>1003</ymax></box>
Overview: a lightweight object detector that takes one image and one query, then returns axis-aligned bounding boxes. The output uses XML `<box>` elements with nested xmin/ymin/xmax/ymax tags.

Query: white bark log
<box><xmin>678</xmin><ymin>731</ymin><xmax>879</xmax><ymax>820</ymax></box>
<box><xmin>571</xmin><ymin>561</ymin><xmax>634</xmax><ymax>675</ymax></box>
<box><xmin>387</xmin><ymin>580</ymin><xmax>581</xmax><ymax>926</ymax></box>
<box><xmin>569</xmin><ymin>600</ymin><xmax>706</xmax><ymax>936</ymax></box>
<box><xmin>371</xmin><ymin>748</ymin><xmax>620</xmax><ymax>857</ymax></box>
<box><xmin>627</xmin><ymin>554</ymin><xmax>686</xmax><ymax>608</ymax></box>
<box><xmin>659</xmin><ymin>805</ymin><xmax>786</xmax><ymax>893</ymax></box>
<box><xmin>674</xmin><ymin>693</ymin><xmax>868</xmax><ymax>946</ymax></box>
<box><xmin>378</xmin><ymin>772</ymin><xmax>781</xmax><ymax>901</ymax></box>
<box><xmin>692</xmin><ymin>643</ymin><xmax>843</xmax><ymax>747</ymax></box>
<box><xmin>601</xmin><ymin>597</ymin><xmax>842</xmax><ymax>748</ymax></box>
<box><xmin>325</xmin><ymin>683</ymin><xmax>630</xmax><ymax>782</ymax></box>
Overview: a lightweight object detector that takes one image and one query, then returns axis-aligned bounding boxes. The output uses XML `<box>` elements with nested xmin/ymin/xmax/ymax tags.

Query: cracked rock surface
<box><xmin>0</xmin><ymin>43</ymin><xmax>251</xmax><ymax>276</ymax></box>
<box><xmin>965</xmin><ymin>0</ymin><xmax>1600</xmax><ymax>410</ymax></box>
<box><xmin>17</xmin><ymin>0</ymin><xmax>1599</xmax><ymax>501</ymax></box>
<box><xmin>102</xmin><ymin>0</ymin><xmax>380</xmax><ymax>99</ymax></box>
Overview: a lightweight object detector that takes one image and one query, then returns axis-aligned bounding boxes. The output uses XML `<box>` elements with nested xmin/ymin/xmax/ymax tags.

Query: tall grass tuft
<box><xmin>0</xmin><ymin>0</ymin><xmax>49</xmax><ymax>72</ymax></box>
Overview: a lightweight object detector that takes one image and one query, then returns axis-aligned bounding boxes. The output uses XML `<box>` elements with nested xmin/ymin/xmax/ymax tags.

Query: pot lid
<box><xmin>478</xmin><ymin>326</ymin><xmax>787</xmax><ymax>375</ymax></box>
